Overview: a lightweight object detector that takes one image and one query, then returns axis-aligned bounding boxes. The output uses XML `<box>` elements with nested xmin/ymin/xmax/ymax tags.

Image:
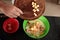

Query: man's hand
<box><xmin>1</xmin><ymin>5</ymin><xmax>23</xmax><ymax>18</ymax></box>
<box><xmin>0</xmin><ymin>1</ymin><xmax>23</xmax><ymax>18</ymax></box>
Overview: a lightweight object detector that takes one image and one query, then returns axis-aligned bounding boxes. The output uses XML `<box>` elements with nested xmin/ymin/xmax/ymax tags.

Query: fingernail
<box><xmin>14</xmin><ymin>16</ymin><xmax>17</xmax><ymax>18</ymax></box>
<box><xmin>18</xmin><ymin>14</ymin><xmax>20</xmax><ymax>16</ymax></box>
<box><xmin>20</xmin><ymin>11</ymin><xmax>24</xmax><ymax>14</ymax></box>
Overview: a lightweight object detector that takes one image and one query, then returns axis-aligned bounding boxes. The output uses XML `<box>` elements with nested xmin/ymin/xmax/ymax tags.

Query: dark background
<box><xmin>0</xmin><ymin>14</ymin><xmax>60</xmax><ymax>40</ymax></box>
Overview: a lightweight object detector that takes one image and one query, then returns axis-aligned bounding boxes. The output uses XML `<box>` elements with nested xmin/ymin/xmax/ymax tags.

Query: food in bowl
<box><xmin>25</xmin><ymin>20</ymin><xmax>45</xmax><ymax>37</ymax></box>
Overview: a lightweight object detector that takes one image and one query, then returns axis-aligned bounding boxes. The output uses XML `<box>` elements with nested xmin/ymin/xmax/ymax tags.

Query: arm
<box><xmin>0</xmin><ymin>0</ymin><xmax>23</xmax><ymax>18</ymax></box>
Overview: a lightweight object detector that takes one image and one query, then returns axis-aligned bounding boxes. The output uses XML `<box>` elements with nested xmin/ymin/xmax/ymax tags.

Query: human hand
<box><xmin>1</xmin><ymin>4</ymin><xmax>23</xmax><ymax>18</ymax></box>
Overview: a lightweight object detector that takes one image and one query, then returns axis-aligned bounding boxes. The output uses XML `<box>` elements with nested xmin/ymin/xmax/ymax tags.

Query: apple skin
<box><xmin>3</xmin><ymin>18</ymin><xmax>19</xmax><ymax>33</ymax></box>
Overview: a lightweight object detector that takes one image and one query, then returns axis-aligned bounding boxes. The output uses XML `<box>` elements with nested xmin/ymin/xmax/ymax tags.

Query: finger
<box><xmin>16</xmin><ymin>8</ymin><xmax>24</xmax><ymax>14</ymax></box>
<box><xmin>4</xmin><ymin>14</ymin><xmax>14</xmax><ymax>18</ymax></box>
<box><xmin>4</xmin><ymin>13</ymin><xmax>17</xmax><ymax>18</ymax></box>
<box><xmin>8</xmin><ymin>13</ymin><xmax>17</xmax><ymax>18</ymax></box>
<box><xmin>12</xmin><ymin>10</ymin><xmax>20</xmax><ymax>16</ymax></box>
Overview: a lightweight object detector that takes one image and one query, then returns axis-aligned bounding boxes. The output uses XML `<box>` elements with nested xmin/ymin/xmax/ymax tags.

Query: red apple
<box><xmin>3</xmin><ymin>18</ymin><xmax>19</xmax><ymax>33</ymax></box>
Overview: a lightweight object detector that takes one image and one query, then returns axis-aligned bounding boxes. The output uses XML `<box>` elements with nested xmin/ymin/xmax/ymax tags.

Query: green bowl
<box><xmin>23</xmin><ymin>16</ymin><xmax>50</xmax><ymax>39</ymax></box>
